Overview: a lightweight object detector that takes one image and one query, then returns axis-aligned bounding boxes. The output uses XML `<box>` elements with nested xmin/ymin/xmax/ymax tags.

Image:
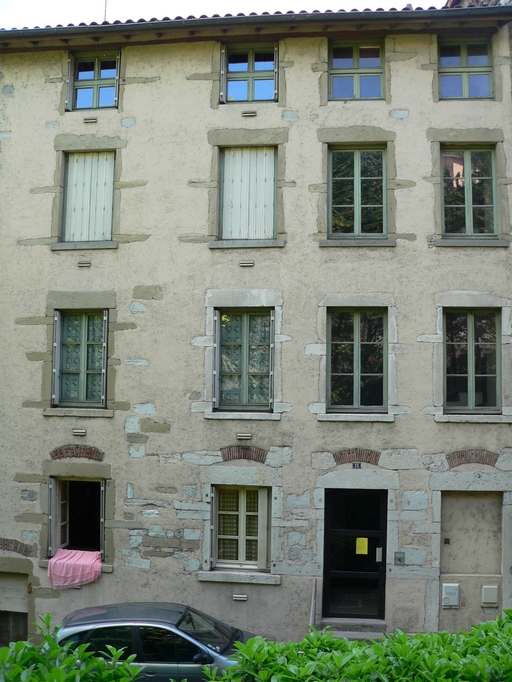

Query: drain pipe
<box><xmin>309</xmin><ymin>578</ymin><xmax>317</xmax><ymax>628</ymax></box>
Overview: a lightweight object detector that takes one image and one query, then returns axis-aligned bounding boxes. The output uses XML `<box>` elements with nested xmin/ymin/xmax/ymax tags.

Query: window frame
<box><xmin>443</xmin><ymin>309</ymin><xmax>501</xmax><ymax>414</ymax></box>
<box><xmin>329</xmin><ymin>42</ymin><xmax>384</xmax><ymax>101</ymax></box>
<box><xmin>220</xmin><ymin>44</ymin><xmax>278</xmax><ymax>103</ymax></box>
<box><xmin>329</xmin><ymin>148</ymin><xmax>387</xmax><ymax>238</ymax></box>
<box><xmin>441</xmin><ymin>147</ymin><xmax>497</xmax><ymax>237</ymax></box>
<box><xmin>438</xmin><ymin>40</ymin><xmax>492</xmax><ymax>100</ymax></box>
<box><xmin>52</xmin><ymin>310</ymin><xmax>108</xmax><ymax>408</ymax></box>
<box><xmin>62</xmin><ymin>151</ymin><xmax>116</xmax><ymax>243</ymax></box>
<box><xmin>327</xmin><ymin>308</ymin><xmax>388</xmax><ymax>413</ymax></box>
<box><xmin>48</xmin><ymin>478</ymin><xmax>106</xmax><ymax>559</ymax></box>
<box><xmin>219</xmin><ymin>147</ymin><xmax>278</xmax><ymax>241</ymax></box>
<box><xmin>212</xmin><ymin>486</ymin><xmax>270</xmax><ymax>571</ymax></box>
<box><xmin>214</xmin><ymin>309</ymin><xmax>275</xmax><ymax>412</ymax></box>
<box><xmin>66</xmin><ymin>52</ymin><xmax>120</xmax><ymax>111</ymax></box>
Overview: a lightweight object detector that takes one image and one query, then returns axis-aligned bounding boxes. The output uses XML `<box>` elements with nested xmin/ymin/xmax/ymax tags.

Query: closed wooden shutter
<box><xmin>63</xmin><ymin>152</ymin><xmax>115</xmax><ymax>242</ymax></box>
<box><xmin>221</xmin><ymin>147</ymin><xmax>275</xmax><ymax>240</ymax></box>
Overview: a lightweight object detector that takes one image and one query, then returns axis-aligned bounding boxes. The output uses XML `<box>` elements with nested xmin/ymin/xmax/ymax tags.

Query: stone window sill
<box><xmin>51</xmin><ymin>241</ymin><xmax>118</xmax><ymax>250</ymax></box>
<box><xmin>43</xmin><ymin>408</ymin><xmax>114</xmax><ymax>418</ymax></box>
<box><xmin>435</xmin><ymin>414</ymin><xmax>512</xmax><ymax>423</ymax></box>
<box><xmin>39</xmin><ymin>560</ymin><xmax>113</xmax><ymax>573</ymax></box>
<box><xmin>197</xmin><ymin>571</ymin><xmax>281</xmax><ymax>585</ymax></box>
<box><xmin>435</xmin><ymin>238</ymin><xmax>509</xmax><ymax>248</ymax></box>
<box><xmin>319</xmin><ymin>238</ymin><xmax>396</xmax><ymax>247</ymax></box>
<box><xmin>317</xmin><ymin>413</ymin><xmax>394</xmax><ymax>422</ymax></box>
<box><xmin>209</xmin><ymin>239</ymin><xmax>285</xmax><ymax>249</ymax></box>
<box><xmin>204</xmin><ymin>412</ymin><xmax>281</xmax><ymax>420</ymax></box>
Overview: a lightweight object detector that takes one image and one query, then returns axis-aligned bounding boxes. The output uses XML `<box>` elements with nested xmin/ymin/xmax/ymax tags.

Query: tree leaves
<box><xmin>0</xmin><ymin>615</ymin><xmax>140</xmax><ymax>682</ymax></box>
<box><xmin>204</xmin><ymin>613</ymin><xmax>512</xmax><ymax>682</ymax></box>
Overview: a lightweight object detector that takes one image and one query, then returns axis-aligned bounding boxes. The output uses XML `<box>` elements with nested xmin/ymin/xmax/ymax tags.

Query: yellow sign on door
<box><xmin>356</xmin><ymin>537</ymin><xmax>368</xmax><ymax>555</ymax></box>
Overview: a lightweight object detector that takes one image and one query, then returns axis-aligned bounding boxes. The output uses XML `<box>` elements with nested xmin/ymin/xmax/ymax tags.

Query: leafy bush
<box><xmin>205</xmin><ymin>611</ymin><xmax>512</xmax><ymax>682</ymax></box>
<box><xmin>0</xmin><ymin>614</ymin><xmax>140</xmax><ymax>682</ymax></box>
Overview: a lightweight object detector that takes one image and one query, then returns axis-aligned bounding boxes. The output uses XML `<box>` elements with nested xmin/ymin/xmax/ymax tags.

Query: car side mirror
<box><xmin>193</xmin><ymin>652</ymin><xmax>213</xmax><ymax>665</ymax></box>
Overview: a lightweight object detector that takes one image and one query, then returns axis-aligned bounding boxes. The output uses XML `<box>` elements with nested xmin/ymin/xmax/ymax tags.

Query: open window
<box><xmin>48</xmin><ymin>479</ymin><xmax>105</xmax><ymax>558</ymax></box>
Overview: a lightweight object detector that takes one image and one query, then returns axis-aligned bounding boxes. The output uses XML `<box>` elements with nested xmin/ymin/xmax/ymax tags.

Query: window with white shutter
<box><xmin>63</xmin><ymin>152</ymin><xmax>115</xmax><ymax>242</ymax></box>
<box><xmin>220</xmin><ymin>147</ymin><xmax>276</xmax><ymax>240</ymax></box>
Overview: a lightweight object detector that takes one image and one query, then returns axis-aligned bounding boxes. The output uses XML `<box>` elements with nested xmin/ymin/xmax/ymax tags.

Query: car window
<box><xmin>85</xmin><ymin>626</ymin><xmax>132</xmax><ymax>660</ymax></box>
<box><xmin>139</xmin><ymin>626</ymin><xmax>201</xmax><ymax>663</ymax></box>
<box><xmin>177</xmin><ymin>608</ymin><xmax>234</xmax><ymax>654</ymax></box>
<box><xmin>175</xmin><ymin>632</ymin><xmax>202</xmax><ymax>663</ymax></box>
<box><xmin>59</xmin><ymin>633</ymin><xmax>83</xmax><ymax>649</ymax></box>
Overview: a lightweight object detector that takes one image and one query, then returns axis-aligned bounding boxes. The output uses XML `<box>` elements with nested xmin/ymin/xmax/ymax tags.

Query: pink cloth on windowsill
<box><xmin>48</xmin><ymin>548</ymin><xmax>102</xmax><ymax>588</ymax></box>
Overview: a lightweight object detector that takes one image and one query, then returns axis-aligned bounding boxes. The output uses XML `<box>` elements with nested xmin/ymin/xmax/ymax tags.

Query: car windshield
<box><xmin>177</xmin><ymin>607</ymin><xmax>236</xmax><ymax>654</ymax></box>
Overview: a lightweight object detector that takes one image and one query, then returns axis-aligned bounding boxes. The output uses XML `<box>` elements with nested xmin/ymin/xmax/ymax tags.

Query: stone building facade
<box><xmin>1</xmin><ymin>5</ymin><xmax>512</xmax><ymax>643</ymax></box>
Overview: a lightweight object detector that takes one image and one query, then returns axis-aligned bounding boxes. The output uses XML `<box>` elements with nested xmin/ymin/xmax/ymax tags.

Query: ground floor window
<box><xmin>213</xmin><ymin>487</ymin><xmax>270</xmax><ymax>570</ymax></box>
<box><xmin>0</xmin><ymin>611</ymin><xmax>27</xmax><ymax>647</ymax></box>
<box><xmin>49</xmin><ymin>479</ymin><xmax>104</xmax><ymax>557</ymax></box>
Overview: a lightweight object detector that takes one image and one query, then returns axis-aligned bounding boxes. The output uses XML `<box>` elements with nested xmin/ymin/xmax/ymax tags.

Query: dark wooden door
<box><xmin>323</xmin><ymin>489</ymin><xmax>387</xmax><ymax>619</ymax></box>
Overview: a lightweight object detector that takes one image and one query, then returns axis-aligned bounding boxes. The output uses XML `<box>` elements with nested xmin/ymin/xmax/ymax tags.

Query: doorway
<box><xmin>323</xmin><ymin>489</ymin><xmax>387</xmax><ymax>619</ymax></box>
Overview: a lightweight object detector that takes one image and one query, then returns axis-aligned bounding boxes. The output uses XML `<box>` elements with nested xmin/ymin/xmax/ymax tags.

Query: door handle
<box><xmin>376</xmin><ymin>547</ymin><xmax>383</xmax><ymax>562</ymax></box>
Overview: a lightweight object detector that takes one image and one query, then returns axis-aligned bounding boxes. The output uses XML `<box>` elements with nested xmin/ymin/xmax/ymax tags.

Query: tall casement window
<box><xmin>213</xmin><ymin>487</ymin><xmax>270</xmax><ymax>570</ymax></box>
<box><xmin>328</xmin><ymin>310</ymin><xmax>387</xmax><ymax>411</ymax></box>
<box><xmin>220</xmin><ymin>45</ymin><xmax>277</xmax><ymax>102</ymax></box>
<box><xmin>52</xmin><ymin>311</ymin><xmax>108</xmax><ymax>407</ymax></box>
<box><xmin>220</xmin><ymin>147</ymin><xmax>276</xmax><ymax>240</ymax></box>
<box><xmin>330</xmin><ymin>43</ymin><xmax>383</xmax><ymax>100</ymax></box>
<box><xmin>48</xmin><ymin>479</ymin><xmax>105</xmax><ymax>557</ymax></box>
<box><xmin>330</xmin><ymin>149</ymin><xmax>386</xmax><ymax>236</ymax></box>
<box><xmin>439</xmin><ymin>42</ymin><xmax>492</xmax><ymax>99</ymax></box>
<box><xmin>442</xmin><ymin>149</ymin><xmax>496</xmax><ymax>236</ymax></box>
<box><xmin>214</xmin><ymin>310</ymin><xmax>274</xmax><ymax>411</ymax></box>
<box><xmin>445</xmin><ymin>310</ymin><xmax>500</xmax><ymax>412</ymax></box>
<box><xmin>67</xmin><ymin>53</ymin><xmax>120</xmax><ymax>110</ymax></box>
<box><xmin>63</xmin><ymin>152</ymin><xmax>115</xmax><ymax>242</ymax></box>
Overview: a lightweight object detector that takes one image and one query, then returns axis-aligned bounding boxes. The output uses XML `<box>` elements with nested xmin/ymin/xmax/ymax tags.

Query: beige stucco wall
<box><xmin>1</xmin><ymin>21</ymin><xmax>512</xmax><ymax>641</ymax></box>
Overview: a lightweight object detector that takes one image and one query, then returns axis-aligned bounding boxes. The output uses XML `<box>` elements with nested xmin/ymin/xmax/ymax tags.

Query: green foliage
<box><xmin>205</xmin><ymin>612</ymin><xmax>512</xmax><ymax>682</ymax></box>
<box><xmin>0</xmin><ymin>614</ymin><xmax>141</xmax><ymax>682</ymax></box>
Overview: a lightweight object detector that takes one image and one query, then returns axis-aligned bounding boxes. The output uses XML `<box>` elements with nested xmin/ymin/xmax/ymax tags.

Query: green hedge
<box><xmin>205</xmin><ymin>611</ymin><xmax>512</xmax><ymax>682</ymax></box>
<box><xmin>0</xmin><ymin>615</ymin><xmax>140</xmax><ymax>682</ymax></box>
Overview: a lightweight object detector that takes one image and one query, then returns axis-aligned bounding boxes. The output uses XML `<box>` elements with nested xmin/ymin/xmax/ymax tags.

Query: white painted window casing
<box><xmin>220</xmin><ymin>147</ymin><xmax>276</xmax><ymax>240</ymax></box>
<box><xmin>63</xmin><ymin>152</ymin><xmax>115</xmax><ymax>242</ymax></box>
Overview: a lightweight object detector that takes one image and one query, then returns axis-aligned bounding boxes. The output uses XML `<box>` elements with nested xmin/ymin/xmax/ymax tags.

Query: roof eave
<box><xmin>2</xmin><ymin>6</ymin><xmax>512</xmax><ymax>41</ymax></box>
